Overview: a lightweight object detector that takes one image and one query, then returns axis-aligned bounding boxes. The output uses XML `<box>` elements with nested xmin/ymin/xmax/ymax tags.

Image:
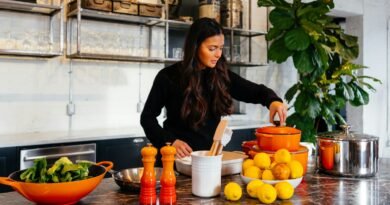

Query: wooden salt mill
<box><xmin>159</xmin><ymin>142</ymin><xmax>177</xmax><ymax>205</ymax></box>
<box><xmin>140</xmin><ymin>143</ymin><xmax>158</xmax><ymax>205</ymax></box>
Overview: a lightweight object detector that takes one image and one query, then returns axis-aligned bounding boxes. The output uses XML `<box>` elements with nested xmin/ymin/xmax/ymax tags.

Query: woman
<box><xmin>141</xmin><ymin>18</ymin><xmax>287</xmax><ymax>158</ymax></box>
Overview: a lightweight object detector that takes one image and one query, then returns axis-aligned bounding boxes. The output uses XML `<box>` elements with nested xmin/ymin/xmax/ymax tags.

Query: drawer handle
<box><xmin>24</xmin><ymin>150</ymin><xmax>96</xmax><ymax>161</ymax></box>
<box><xmin>133</xmin><ymin>138</ymin><xmax>145</xmax><ymax>143</ymax></box>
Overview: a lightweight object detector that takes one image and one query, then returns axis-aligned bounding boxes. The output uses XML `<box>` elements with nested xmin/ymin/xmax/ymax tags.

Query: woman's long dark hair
<box><xmin>180</xmin><ymin>18</ymin><xmax>233</xmax><ymax>129</ymax></box>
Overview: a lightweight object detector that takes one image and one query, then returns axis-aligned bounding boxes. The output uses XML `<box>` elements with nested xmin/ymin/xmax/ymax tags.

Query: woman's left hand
<box><xmin>269</xmin><ymin>101</ymin><xmax>288</xmax><ymax>126</ymax></box>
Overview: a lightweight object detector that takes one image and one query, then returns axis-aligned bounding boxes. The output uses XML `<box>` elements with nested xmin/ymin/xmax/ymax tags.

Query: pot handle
<box><xmin>96</xmin><ymin>161</ymin><xmax>113</xmax><ymax>173</ymax></box>
<box><xmin>340</xmin><ymin>124</ymin><xmax>352</xmax><ymax>137</ymax></box>
<box><xmin>0</xmin><ymin>177</ymin><xmax>30</xmax><ymax>199</ymax></box>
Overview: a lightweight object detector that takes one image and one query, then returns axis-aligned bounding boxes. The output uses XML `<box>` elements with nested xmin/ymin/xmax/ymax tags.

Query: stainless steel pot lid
<box><xmin>317</xmin><ymin>124</ymin><xmax>379</xmax><ymax>142</ymax></box>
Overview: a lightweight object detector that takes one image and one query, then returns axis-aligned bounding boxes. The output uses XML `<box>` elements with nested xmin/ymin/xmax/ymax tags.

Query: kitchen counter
<box><xmin>0</xmin><ymin>120</ymin><xmax>267</xmax><ymax>148</ymax></box>
<box><xmin>1</xmin><ymin>158</ymin><xmax>390</xmax><ymax>204</ymax></box>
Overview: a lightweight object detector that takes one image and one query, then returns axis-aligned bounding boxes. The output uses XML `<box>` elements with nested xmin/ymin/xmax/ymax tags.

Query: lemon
<box><xmin>261</xmin><ymin>169</ymin><xmax>275</xmax><ymax>180</ymax></box>
<box><xmin>242</xmin><ymin>159</ymin><xmax>255</xmax><ymax>172</ymax></box>
<box><xmin>253</xmin><ymin>152</ymin><xmax>271</xmax><ymax>169</ymax></box>
<box><xmin>244</xmin><ymin>165</ymin><xmax>261</xmax><ymax>179</ymax></box>
<box><xmin>274</xmin><ymin>149</ymin><xmax>292</xmax><ymax>163</ymax></box>
<box><xmin>257</xmin><ymin>183</ymin><xmax>277</xmax><ymax>204</ymax></box>
<box><xmin>224</xmin><ymin>182</ymin><xmax>242</xmax><ymax>201</ymax></box>
<box><xmin>288</xmin><ymin>160</ymin><xmax>304</xmax><ymax>179</ymax></box>
<box><xmin>274</xmin><ymin>181</ymin><xmax>294</xmax><ymax>200</ymax></box>
<box><xmin>246</xmin><ymin>179</ymin><xmax>263</xmax><ymax>198</ymax></box>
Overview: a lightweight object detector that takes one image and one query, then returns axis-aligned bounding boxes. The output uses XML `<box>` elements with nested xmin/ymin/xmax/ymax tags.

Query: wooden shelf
<box><xmin>0</xmin><ymin>0</ymin><xmax>62</xmax><ymax>15</ymax></box>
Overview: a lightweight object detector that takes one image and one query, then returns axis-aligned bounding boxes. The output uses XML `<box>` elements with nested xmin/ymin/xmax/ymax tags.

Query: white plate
<box><xmin>240</xmin><ymin>174</ymin><xmax>303</xmax><ymax>188</ymax></box>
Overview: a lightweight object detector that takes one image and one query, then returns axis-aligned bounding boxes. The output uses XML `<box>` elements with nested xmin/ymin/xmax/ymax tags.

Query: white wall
<box><xmin>328</xmin><ymin>0</ymin><xmax>390</xmax><ymax>157</ymax></box>
<box><xmin>0</xmin><ymin>2</ymin><xmax>272</xmax><ymax>139</ymax></box>
<box><xmin>0</xmin><ymin>15</ymin><xmax>163</xmax><ymax>136</ymax></box>
<box><xmin>332</xmin><ymin>0</ymin><xmax>363</xmax><ymax>16</ymax></box>
<box><xmin>360</xmin><ymin>0</ymin><xmax>390</xmax><ymax>157</ymax></box>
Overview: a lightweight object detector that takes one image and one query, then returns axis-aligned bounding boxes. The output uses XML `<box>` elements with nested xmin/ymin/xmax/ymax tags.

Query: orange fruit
<box><xmin>272</xmin><ymin>163</ymin><xmax>290</xmax><ymax>180</ymax></box>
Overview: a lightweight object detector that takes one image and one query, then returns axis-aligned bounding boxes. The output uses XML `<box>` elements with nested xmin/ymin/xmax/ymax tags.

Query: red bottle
<box><xmin>159</xmin><ymin>142</ymin><xmax>177</xmax><ymax>205</ymax></box>
<box><xmin>140</xmin><ymin>143</ymin><xmax>158</xmax><ymax>205</ymax></box>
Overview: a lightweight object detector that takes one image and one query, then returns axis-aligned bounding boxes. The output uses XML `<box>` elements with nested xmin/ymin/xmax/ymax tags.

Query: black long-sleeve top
<box><xmin>140</xmin><ymin>62</ymin><xmax>282</xmax><ymax>150</ymax></box>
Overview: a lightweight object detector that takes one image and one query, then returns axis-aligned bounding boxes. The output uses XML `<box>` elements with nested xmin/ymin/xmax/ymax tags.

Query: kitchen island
<box><xmin>1</xmin><ymin>158</ymin><xmax>390</xmax><ymax>205</ymax></box>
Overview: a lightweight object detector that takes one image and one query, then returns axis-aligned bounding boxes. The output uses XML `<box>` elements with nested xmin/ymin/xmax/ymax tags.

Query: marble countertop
<box><xmin>1</xmin><ymin>158</ymin><xmax>389</xmax><ymax>204</ymax></box>
<box><xmin>0</xmin><ymin>120</ymin><xmax>267</xmax><ymax>148</ymax></box>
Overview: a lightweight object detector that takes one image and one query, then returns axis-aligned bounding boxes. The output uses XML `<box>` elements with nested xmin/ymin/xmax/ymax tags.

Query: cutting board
<box><xmin>222</xmin><ymin>151</ymin><xmax>248</xmax><ymax>162</ymax></box>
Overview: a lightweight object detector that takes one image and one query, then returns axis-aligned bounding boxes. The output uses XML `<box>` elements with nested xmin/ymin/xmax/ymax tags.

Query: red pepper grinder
<box><xmin>159</xmin><ymin>142</ymin><xmax>177</xmax><ymax>205</ymax></box>
<box><xmin>140</xmin><ymin>143</ymin><xmax>158</xmax><ymax>205</ymax></box>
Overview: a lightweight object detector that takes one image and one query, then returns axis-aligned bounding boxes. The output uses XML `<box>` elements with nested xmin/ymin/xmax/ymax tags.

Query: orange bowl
<box><xmin>0</xmin><ymin>161</ymin><xmax>113</xmax><ymax>204</ymax></box>
<box><xmin>248</xmin><ymin>145</ymin><xmax>308</xmax><ymax>175</ymax></box>
<box><xmin>255</xmin><ymin>126</ymin><xmax>301</xmax><ymax>151</ymax></box>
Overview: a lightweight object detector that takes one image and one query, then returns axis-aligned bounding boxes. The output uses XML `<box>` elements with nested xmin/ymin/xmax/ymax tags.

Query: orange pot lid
<box><xmin>256</xmin><ymin>126</ymin><xmax>301</xmax><ymax>135</ymax></box>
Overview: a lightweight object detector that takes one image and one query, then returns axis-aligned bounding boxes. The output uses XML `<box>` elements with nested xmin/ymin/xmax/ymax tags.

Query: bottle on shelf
<box><xmin>139</xmin><ymin>143</ymin><xmax>158</xmax><ymax>205</ymax></box>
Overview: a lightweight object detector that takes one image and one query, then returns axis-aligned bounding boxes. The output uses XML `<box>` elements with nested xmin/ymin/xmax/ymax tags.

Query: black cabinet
<box><xmin>96</xmin><ymin>137</ymin><xmax>149</xmax><ymax>172</ymax></box>
<box><xmin>0</xmin><ymin>147</ymin><xmax>18</xmax><ymax>192</ymax></box>
<box><xmin>225</xmin><ymin>128</ymin><xmax>256</xmax><ymax>151</ymax></box>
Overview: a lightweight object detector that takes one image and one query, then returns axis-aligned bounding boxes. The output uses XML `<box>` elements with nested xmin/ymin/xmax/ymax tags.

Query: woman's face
<box><xmin>197</xmin><ymin>34</ymin><xmax>224</xmax><ymax>69</ymax></box>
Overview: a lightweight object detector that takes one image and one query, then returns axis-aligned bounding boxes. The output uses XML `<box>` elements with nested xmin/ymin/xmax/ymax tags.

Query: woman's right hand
<box><xmin>172</xmin><ymin>139</ymin><xmax>193</xmax><ymax>158</ymax></box>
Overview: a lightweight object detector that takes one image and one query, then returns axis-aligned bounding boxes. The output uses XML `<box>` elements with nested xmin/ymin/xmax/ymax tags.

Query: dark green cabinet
<box><xmin>225</xmin><ymin>128</ymin><xmax>256</xmax><ymax>151</ymax></box>
<box><xmin>0</xmin><ymin>147</ymin><xmax>18</xmax><ymax>192</ymax></box>
<box><xmin>96</xmin><ymin>137</ymin><xmax>149</xmax><ymax>171</ymax></box>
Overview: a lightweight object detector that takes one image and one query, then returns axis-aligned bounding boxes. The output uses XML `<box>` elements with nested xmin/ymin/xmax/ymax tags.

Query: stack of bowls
<box><xmin>244</xmin><ymin>126</ymin><xmax>309</xmax><ymax>174</ymax></box>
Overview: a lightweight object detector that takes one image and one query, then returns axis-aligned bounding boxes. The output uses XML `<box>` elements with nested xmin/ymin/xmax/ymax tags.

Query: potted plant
<box><xmin>257</xmin><ymin>0</ymin><xmax>381</xmax><ymax>143</ymax></box>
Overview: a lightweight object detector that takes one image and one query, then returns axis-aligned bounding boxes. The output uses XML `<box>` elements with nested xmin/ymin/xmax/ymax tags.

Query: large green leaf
<box><xmin>335</xmin><ymin>82</ymin><xmax>353</xmax><ymax>101</ymax></box>
<box><xmin>297</xmin><ymin>3</ymin><xmax>331</xmax><ymax>20</ymax></box>
<box><xmin>349</xmin><ymin>82</ymin><xmax>369</xmax><ymax>106</ymax></box>
<box><xmin>334</xmin><ymin>112</ymin><xmax>347</xmax><ymax>125</ymax></box>
<box><xmin>268</xmin><ymin>38</ymin><xmax>294</xmax><ymax>63</ymax></box>
<box><xmin>342</xmin><ymin>46</ymin><xmax>359</xmax><ymax>60</ymax></box>
<box><xmin>266</xmin><ymin>27</ymin><xmax>284</xmax><ymax>41</ymax></box>
<box><xmin>300</xmin><ymin>18</ymin><xmax>324</xmax><ymax>34</ymax></box>
<box><xmin>294</xmin><ymin>92</ymin><xmax>321</xmax><ymax>118</ymax></box>
<box><xmin>313</xmin><ymin>43</ymin><xmax>329</xmax><ymax>70</ymax></box>
<box><xmin>287</xmin><ymin>113</ymin><xmax>316</xmax><ymax>142</ymax></box>
<box><xmin>293</xmin><ymin>50</ymin><xmax>314</xmax><ymax>74</ymax></box>
<box><xmin>284</xmin><ymin>28</ymin><xmax>311</xmax><ymax>51</ymax></box>
<box><xmin>321</xmin><ymin>106</ymin><xmax>336</xmax><ymax>125</ymax></box>
<box><xmin>340</xmin><ymin>33</ymin><xmax>358</xmax><ymax>47</ymax></box>
<box><xmin>269</xmin><ymin>8</ymin><xmax>295</xmax><ymax>30</ymax></box>
<box><xmin>285</xmin><ymin>83</ymin><xmax>300</xmax><ymax>103</ymax></box>
<box><xmin>258</xmin><ymin>0</ymin><xmax>291</xmax><ymax>10</ymax></box>
<box><xmin>333</xmin><ymin>96</ymin><xmax>347</xmax><ymax>108</ymax></box>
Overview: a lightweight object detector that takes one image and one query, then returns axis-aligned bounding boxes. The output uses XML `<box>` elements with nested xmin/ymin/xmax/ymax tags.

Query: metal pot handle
<box><xmin>340</xmin><ymin>124</ymin><xmax>352</xmax><ymax>137</ymax></box>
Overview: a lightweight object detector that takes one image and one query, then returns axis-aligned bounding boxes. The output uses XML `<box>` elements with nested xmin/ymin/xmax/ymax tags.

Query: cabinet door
<box><xmin>224</xmin><ymin>128</ymin><xmax>256</xmax><ymax>151</ymax></box>
<box><xmin>0</xmin><ymin>147</ymin><xmax>18</xmax><ymax>193</ymax></box>
<box><xmin>97</xmin><ymin>137</ymin><xmax>148</xmax><ymax>171</ymax></box>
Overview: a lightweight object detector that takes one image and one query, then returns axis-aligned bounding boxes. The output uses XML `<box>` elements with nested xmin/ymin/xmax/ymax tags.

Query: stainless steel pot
<box><xmin>110</xmin><ymin>167</ymin><xmax>163</xmax><ymax>192</ymax></box>
<box><xmin>316</xmin><ymin>125</ymin><xmax>379</xmax><ymax>177</ymax></box>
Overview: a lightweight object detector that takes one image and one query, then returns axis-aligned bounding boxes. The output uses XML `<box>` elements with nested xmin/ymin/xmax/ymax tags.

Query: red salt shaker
<box><xmin>140</xmin><ymin>143</ymin><xmax>158</xmax><ymax>205</ymax></box>
<box><xmin>159</xmin><ymin>142</ymin><xmax>177</xmax><ymax>205</ymax></box>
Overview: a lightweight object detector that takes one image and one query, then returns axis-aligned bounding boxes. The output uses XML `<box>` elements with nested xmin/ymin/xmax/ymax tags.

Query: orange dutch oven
<box><xmin>0</xmin><ymin>161</ymin><xmax>113</xmax><ymax>205</ymax></box>
<box><xmin>255</xmin><ymin>126</ymin><xmax>301</xmax><ymax>151</ymax></box>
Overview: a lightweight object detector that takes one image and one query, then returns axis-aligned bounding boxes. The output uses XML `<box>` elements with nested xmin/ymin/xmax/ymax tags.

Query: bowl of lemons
<box><xmin>240</xmin><ymin>174</ymin><xmax>302</xmax><ymax>188</ymax></box>
<box><xmin>223</xmin><ymin>149</ymin><xmax>304</xmax><ymax>204</ymax></box>
<box><xmin>240</xmin><ymin>148</ymin><xmax>304</xmax><ymax>188</ymax></box>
